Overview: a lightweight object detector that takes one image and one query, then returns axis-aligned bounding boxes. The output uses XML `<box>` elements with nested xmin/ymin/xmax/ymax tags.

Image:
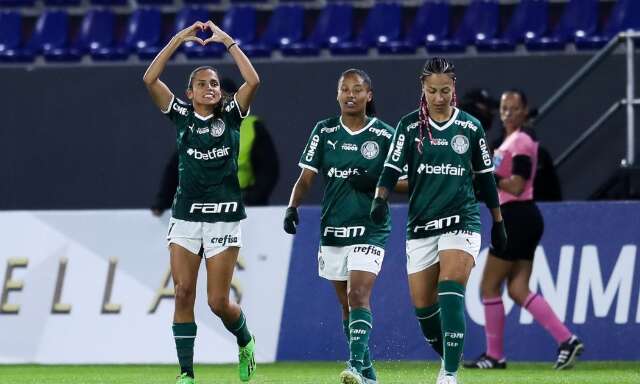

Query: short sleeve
<box><xmin>222</xmin><ymin>93</ymin><xmax>249</xmax><ymax>130</ymax></box>
<box><xmin>162</xmin><ymin>95</ymin><xmax>191</xmax><ymax>126</ymax></box>
<box><xmin>298</xmin><ymin>124</ymin><xmax>323</xmax><ymax>173</ymax></box>
<box><xmin>471</xmin><ymin>123</ymin><xmax>494</xmax><ymax>174</ymax></box>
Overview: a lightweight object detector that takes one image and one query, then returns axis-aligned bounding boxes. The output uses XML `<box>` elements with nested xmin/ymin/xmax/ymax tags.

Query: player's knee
<box><xmin>208</xmin><ymin>296</ymin><xmax>231</xmax><ymax>317</ymax></box>
<box><xmin>481</xmin><ymin>280</ymin><xmax>502</xmax><ymax>299</ymax></box>
<box><xmin>174</xmin><ymin>283</ymin><xmax>196</xmax><ymax>307</ymax></box>
<box><xmin>507</xmin><ymin>284</ymin><xmax>529</xmax><ymax>306</ymax></box>
<box><xmin>347</xmin><ymin>287</ymin><xmax>370</xmax><ymax>308</ymax></box>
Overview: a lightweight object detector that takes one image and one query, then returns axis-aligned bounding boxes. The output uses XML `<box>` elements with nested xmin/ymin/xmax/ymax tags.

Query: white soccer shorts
<box><xmin>167</xmin><ymin>217</ymin><xmax>242</xmax><ymax>258</ymax></box>
<box><xmin>318</xmin><ymin>244</ymin><xmax>385</xmax><ymax>281</ymax></box>
<box><xmin>406</xmin><ymin>231</ymin><xmax>481</xmax><ymax>275</ymax></box>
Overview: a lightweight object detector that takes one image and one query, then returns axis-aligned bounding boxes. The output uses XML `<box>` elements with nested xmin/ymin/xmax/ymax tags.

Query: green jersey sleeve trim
<box><xmin>298</xmin><ymin>162</ymin><xmax>318</xmax><ymax>174</ymax></box>
<box><xmin>161</xmin><ymin>94</ymin><xmax>175</xmax><ymax>114</ymax></box>
<box><xmin>233</xmin><ymin>93</ymin><xmax>250</xmax><ymax>119</ymax></box>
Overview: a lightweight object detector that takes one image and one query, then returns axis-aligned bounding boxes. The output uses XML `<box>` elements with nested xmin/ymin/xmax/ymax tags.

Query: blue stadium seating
<box><xmin>43</xmin><ymin>0</ymin><xmax>82</xmax><ymax>5</ymax></box>
<box><xmin>247</xmin><ymin>4</ymin><xmax>304</xmax><ymax>57</ymax></box>
<box><xmin>183</xmin><ymin>0</ymin><xmax>220</xmax><ymax>4</ymax></box>
<box><xmin>0</xmin><ymin>11</ymin><xmax>34</xmax><ymax>62</ymax></box>
<box><xmin>27</xmin><ymin>10</ymin><xmax>81</xmax><ymax>61</ymax></box>
<box><xmin>174</xmin><ymin>7</ymin><xmax>224</xmax><ymax>59</ymax></box>
<box><xmin>0</xmin><ymin>0</ymin><xmax>35</xmax><ymax>6</ymax></box>
<box><xmin>476</xmin><ymin>0</ymin><xmax>549</xmax><ymax>52</ymax></box>
<box><xmin>332</xmin><ymin>2</ymin><xmax>405</xmax><ymax>55</ymax></box>
<box><xmin>90</xmin><ymin>0</ymin><xmax>127</xmax><ymax>5</ymax></box>
<box><xmin>137</xmin><ymin>0</ymin><xmax>173</xmax><ymax>5</ymax></box>
<box><xmin>222</xmin><ymin>5</ymin><xmax>269</xmax><ymax>57</ymax></box>
<box><xmin>430</xmin><ymin>0</ymin><xmax>501</xmax><ymax>53</ymax></box>
<box><xmin>281</xmin><ymin>3</ymin><xmax>353</xmax><ymax>56</ymax></box>
<box><xmin>406</xmin><ymin>1</ymin><xmax>451</xmax><ymax>49</ymax></box>
<box><xmin>526</xmin><ymin>0</ymin><xmax>599</xmax><ymax>51</ymax></box>
<box><xmin>124</xmin><ymin>8</ymin><xmax>162</xmax><ymax>59</ymax></box>
<box><xmin>575</xmin><ymin>0</ymin><xmax>640</xmax><ymax>49</ymax></box>
<box><xmin>78</xmin><ymin>9</ymin><xmax>128</xmax><ymax>61</ymax></box>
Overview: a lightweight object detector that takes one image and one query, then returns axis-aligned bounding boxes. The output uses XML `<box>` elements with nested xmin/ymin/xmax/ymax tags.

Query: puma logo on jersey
<box><xmin>327</xmin><ymin>140</ymin><xmax>337</xmax><ymax>150</ymax></box>
<box><xmin>188</xmin><ymin>124</ymin><xmax>195</xmax><ymax>132</ymax></box>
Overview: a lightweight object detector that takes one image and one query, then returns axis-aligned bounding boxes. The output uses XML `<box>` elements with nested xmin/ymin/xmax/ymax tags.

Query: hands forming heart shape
<box><xmin>179</xmin><ymin>21</ymin><xmax>231</xmax><ymax>47</ymax></box>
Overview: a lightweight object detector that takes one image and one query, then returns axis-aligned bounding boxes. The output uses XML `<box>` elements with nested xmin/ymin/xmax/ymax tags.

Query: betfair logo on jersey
<box><xmin>454</xmin><ymin>120</ymin><xmax>478</xmax><ymax>132</ymax></box>
<box><xmin>391</xmin><ymin>134</ymin><xmax>405</xmax><ymax>162</ymax></box>
<box><xmin>327</xmin><ymin>167</ymin><xmax>360</xmax><ymax>178</ymax></box>
<box><xmin>341</xmin><ymin>143</ymin><xmax>358</xmax><ymax>151</ymax></box>
<box><xmin>324</xmin><ymin>226</ymin><xmax>366</xmax><ymax>238</ymax></box>
<box><xmin>305</xmin><ymin>135</ymin><xmax>320</xmax><ymax>161</ymax></box>
<box><xmin>189</xmin><ymin>202</ymin><xmax>238</xmax><ymax>214</ymax></box>
<box><xmin>186</xmin><ymin>146</ymin><xmax>230</xmax><ymax>160</ymax></box>
<box><xmin>413</xmin><ymin>215</ymin><xmax>461</xmax><ymax>233</ymax></box>
<box><xmin>353</xmin><ymin>245</ymin><xmax>382</xmax><ymax>256</ymax></box>
<box><xmin>417</xmin><ymin>163</ymin><xmax>466</xmax><ymax>176</ymax></box>
<box><xmin>321</xmin><ymin>126</ymin><xmax>339</xmax><ymax>133</ymax></box>
<box><xmin>368</xmin><ymin>127</ymin><xmax>392</xmax><ymax>139</ymax></box>
<box><xmin>173</xmin><ymin>102</ymin><xmax>188</xmax><ymax>116</ymax></box>
<box><xmin>211</xmin><ymin>234</ymin><xmax>238</xmax><ymax>246</ymax></box>
<box><xmin>479</xmin><ymin>138</ymin><xmax>492</xmax><ymax>167</ymax></box>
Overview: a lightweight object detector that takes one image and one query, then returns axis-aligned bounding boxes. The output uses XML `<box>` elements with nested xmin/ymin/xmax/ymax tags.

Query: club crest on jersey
<box><xmin>361</xmin><ymin>141</ymin><xmax>380</xmax><ymax>159</ymax></box>
<box><xmin>451</xmin><ymin>135</ymin><xmax>469</xmax><ymax>154</ymax></box>
<box><xmin>210</xmin><ymin>119</ymin><xmax>225</xmax><ymax>137</ymax></box>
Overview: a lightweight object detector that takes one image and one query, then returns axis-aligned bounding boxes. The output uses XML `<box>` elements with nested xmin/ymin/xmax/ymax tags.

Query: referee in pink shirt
<box><xmin>465</xmin><ymin>90</ymin><xmax>584</xmax><ymax>370</ymax></box>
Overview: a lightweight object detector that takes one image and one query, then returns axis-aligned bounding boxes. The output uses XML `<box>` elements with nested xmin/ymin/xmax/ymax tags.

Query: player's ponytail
<box><xmin>418</xmin><ymin>57</ymin><xmax>457</xmax><ymax>154</ymax></box>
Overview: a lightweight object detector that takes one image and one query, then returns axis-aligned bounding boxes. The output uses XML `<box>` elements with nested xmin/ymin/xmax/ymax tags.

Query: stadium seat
<box><xmin>575</xmin><ymin>0</ymin><xmax>640</xmax><ymax>50</ymax></box>
<box><xmin>222</xmin><ymin>6</ymin><xmax>269</xmax><ymax>57</ymax></box>
<box><xmin>374</xmin><ymin>2</ymin><xmax>418</xmax><ymax>55</ymax></box>
<box><xmin>137</xmin><ymin>0</ymin><xmax>173</xmax><ymax>5</ymax></box>
<box><xmin>27</xmin><ymin>10</ymin><xmax>81</xmax><ymax>62</ymax></box>
<box><xmin>78</xmin><ymin>9</ymin><xmax>128</xmax><ymax>61</ymax></box>
<box><xmin>404</xmin><ymin>1</ymin><xmax>451</xmax><ymax>50</ymax></box>
<box><xmin>428</xmin><ymin>0</ymin><xmax>502</xmax><ymax>53</ymax></box>
<box><xmin>90</xmin><ymin>0</ymin><xmax>128</xmax><ymax>5</ymax></box>
<box><xmin>124</xmin><ymin>8</ymin><xmax>162</xmax><ymax>60</ymax></box>
<box><xmin>281</xmin><ymin>3</ymin><xmax>353</xmax><ymax>56</ymax></box>
<box><xmin>476</xmin><ymin>0</ymin><xmax>548</xmax><ymax>52</ymax></box>
<box><xmin>174</xmin><ymin>7</ymin><xmax>224</xmax><ymax>59</ymax></box>
<box><xmin>0</xmin><ymin>0</ymin><xmax>35</xmax><ymax>6</ymax></box>
<box><xmin>183</xmin><ymin>0</ymin><xmax>220</xmax><ymax>4</ymax></box>
<box><xmin>246</xmin><ymin>4</ymin><xmax>304</xmax><ymax>57</ymax></box>
<box><xmin>0</xmin><ymin>11</ymin><xmax>34</xmax><ymax>62</ymax></box>
<box><xmin>526</xmin><ymin>0</ymin><xmax>598</xmax><ymax>51</ymax></box>
<box><xmin>332</xmin><ymin>2</ymin><xmax>405</xmax><ymax>56</ymax></box>
<box><xmin>43</xmin><ymin>0</ymin><xmax>82</xmax><ymax>5</ymax></box>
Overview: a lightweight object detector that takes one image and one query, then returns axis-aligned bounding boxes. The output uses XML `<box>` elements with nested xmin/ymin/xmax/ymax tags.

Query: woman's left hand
<box><xmin>203</xmin><ymin>21</ymin><xmax>233</xmax><ymax>46</ymax></box>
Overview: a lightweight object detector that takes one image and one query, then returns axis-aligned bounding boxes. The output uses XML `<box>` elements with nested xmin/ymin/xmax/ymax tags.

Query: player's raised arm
<box><xmin>203</xmin><ymin>21</ymin><xmax>260</xmax><ymax>115</ymax></box>
<box><xmin>143</xmin><ymin>21</ymin><xmax>206</xmax><ymax>111</ymax></box>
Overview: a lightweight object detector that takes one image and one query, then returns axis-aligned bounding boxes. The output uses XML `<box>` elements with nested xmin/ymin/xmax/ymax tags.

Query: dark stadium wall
<box><xmin>1</xmin><ymin>53</ymin><xmax>638</xmax><ymax>209</ymax></box>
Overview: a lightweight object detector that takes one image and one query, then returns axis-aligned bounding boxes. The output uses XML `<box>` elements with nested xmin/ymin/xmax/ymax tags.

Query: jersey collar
<box><xmin>340</xmin><ymin>116</ymin><xmax>377</xmax><ymax>136</ymax></box>
<box><xmin>194</xmin><ymin>111</ymin><xmax>213</xmax><ymax>121</ymax></box>
<box><xmin>429</xmin><ymin>107</ymin><xmax>459</xmax><ymax>131</ymax></box>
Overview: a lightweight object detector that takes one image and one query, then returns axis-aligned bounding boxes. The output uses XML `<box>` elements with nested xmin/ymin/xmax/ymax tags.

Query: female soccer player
<box><xmin>284</xmin><ymin>69</ymin><xmax>406</xmax><ymax>384</ymax></box>
<box><xmin>464</xmin><ymin>90</ymin><xmax>583</xmax><ymax>370</ymax></box>
<box><xmin>143</xmin><ymin>21</ymin><xmax>260</xmax><ymax>384</ymax></box>
<box><xmin>370</xmin><ymin>57</ymin><xmax>507</xmax><ymax>384</ymax></box>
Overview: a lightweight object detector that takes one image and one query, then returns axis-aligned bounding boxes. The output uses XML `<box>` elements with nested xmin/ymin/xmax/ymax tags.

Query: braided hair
<box><xmin>418</xmin><ymin>57</ymin><xmax>457</xmax><ymax>154</ymax></box>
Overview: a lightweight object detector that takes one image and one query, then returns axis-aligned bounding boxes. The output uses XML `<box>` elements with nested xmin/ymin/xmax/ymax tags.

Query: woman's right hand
<box><xmin>175</xmin><ymin>21</ymin><xmax>207</xmax><ymax>45</ymax></box>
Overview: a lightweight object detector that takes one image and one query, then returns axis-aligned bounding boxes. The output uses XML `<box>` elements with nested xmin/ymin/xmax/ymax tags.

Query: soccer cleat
<box><xmin>437</xmin><ymin>359</ymin><xmax>445</xmax><ymax>382</ymax></box>
<box><xmin>238</xmin><ymin>335</ymin><xmax>256</xmax><ymax>382</ymax></box>
<box><xmin>554</xmin><ymin>335</ymin><xmax>584</xmax><ymax>370</ymax></box>
<box><xmin>340</xmin><ymin>366</ymin><xmax>365</xmax><ymax>384</ymax></box>
<box><xmin>175</xmin><ymin>372</ymin><xmax>196</xmax><ymax>384</ymax></box>
<box><xmin>463</xmin><ymin>352</ymin><xmax>507</xmax><ymax>369</ymax></box>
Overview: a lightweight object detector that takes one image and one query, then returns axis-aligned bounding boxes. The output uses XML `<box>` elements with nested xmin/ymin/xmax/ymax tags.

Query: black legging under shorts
<box><xmin>492</xmin><ymin>200</ymin><xmax>544</xmax><ymax>261</ymax></box>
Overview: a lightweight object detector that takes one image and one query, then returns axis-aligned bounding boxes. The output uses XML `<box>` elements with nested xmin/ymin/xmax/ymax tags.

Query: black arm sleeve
<box><xmin>151</xmin><ymin>150</ymin><xmax>179</xmax><ymax>210</ymax></box>
<box><xmin>476</xmin><ymin>171</ymin><xmax>500</xmax><ymax>209</ymax></box>
<box><xmin>243</xmin><ymin>120</ymin><xmax>280</xmax><ymax>205</ymax></box>
<box><xmin>512</xmin><ymin>155</ymin><xmax>533</xmax><ymax>180</ymax></box>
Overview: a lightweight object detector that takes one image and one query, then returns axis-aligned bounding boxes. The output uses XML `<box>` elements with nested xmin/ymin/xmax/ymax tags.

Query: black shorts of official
<box><xmin>492</xmin><ymin>200</ymin><xmax>544</xmax><ymax>261</ymax></box>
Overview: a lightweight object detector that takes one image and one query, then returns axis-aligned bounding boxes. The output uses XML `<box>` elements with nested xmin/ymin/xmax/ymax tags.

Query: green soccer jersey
<box><xmin>299</xmin><ymin>116</ymin><xmax>397</xmax><ymax>247</ymax></box>
<box><xmin>383</xmin><ymin>107</ymin><xmax>494</xmax><ymax>239</ymax></box>
<box><xmin>163</xmin><ymin>94</ymin><xmax>247</xmax><ymax>223</ymax></box>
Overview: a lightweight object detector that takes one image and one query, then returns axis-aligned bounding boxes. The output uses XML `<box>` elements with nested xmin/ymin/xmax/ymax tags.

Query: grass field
<box><xmin>1</xmin><ymin>361</ymin><xmax>639</xmax><ymax>384</ymax></box>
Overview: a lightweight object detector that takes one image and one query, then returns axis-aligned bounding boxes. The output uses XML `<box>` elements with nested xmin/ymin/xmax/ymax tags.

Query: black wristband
<box><xmin>226</xmin><ymin>42</ymin><xmax>237</xmax><ymax>52</ymax></box>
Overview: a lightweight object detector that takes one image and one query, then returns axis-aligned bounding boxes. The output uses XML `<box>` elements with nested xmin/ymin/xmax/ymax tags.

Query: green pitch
<box><xmin>1</xmin><ymin>361</ymin><xmax>638</xmax><ymax>384</ymax></box>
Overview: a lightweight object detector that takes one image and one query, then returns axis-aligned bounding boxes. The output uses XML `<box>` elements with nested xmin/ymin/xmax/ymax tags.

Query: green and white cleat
<box><xmin>361</xmin><ymin>363</ymin><xmax>378</xmax><ymax>384</ymax></box>
<box><xmin>340</xmin><ymin>366</ymin><xmax>364</xmax><ymax>384</ymax></box>
<box><xmin>238</xmin><ymin>335</ymin><xmax>256</xmax><ymax>382</ymax></box>
<box><xmin>175</xmin><ymin>373</ymin><xmax>196</xmax><ymax>384</ymax></box>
